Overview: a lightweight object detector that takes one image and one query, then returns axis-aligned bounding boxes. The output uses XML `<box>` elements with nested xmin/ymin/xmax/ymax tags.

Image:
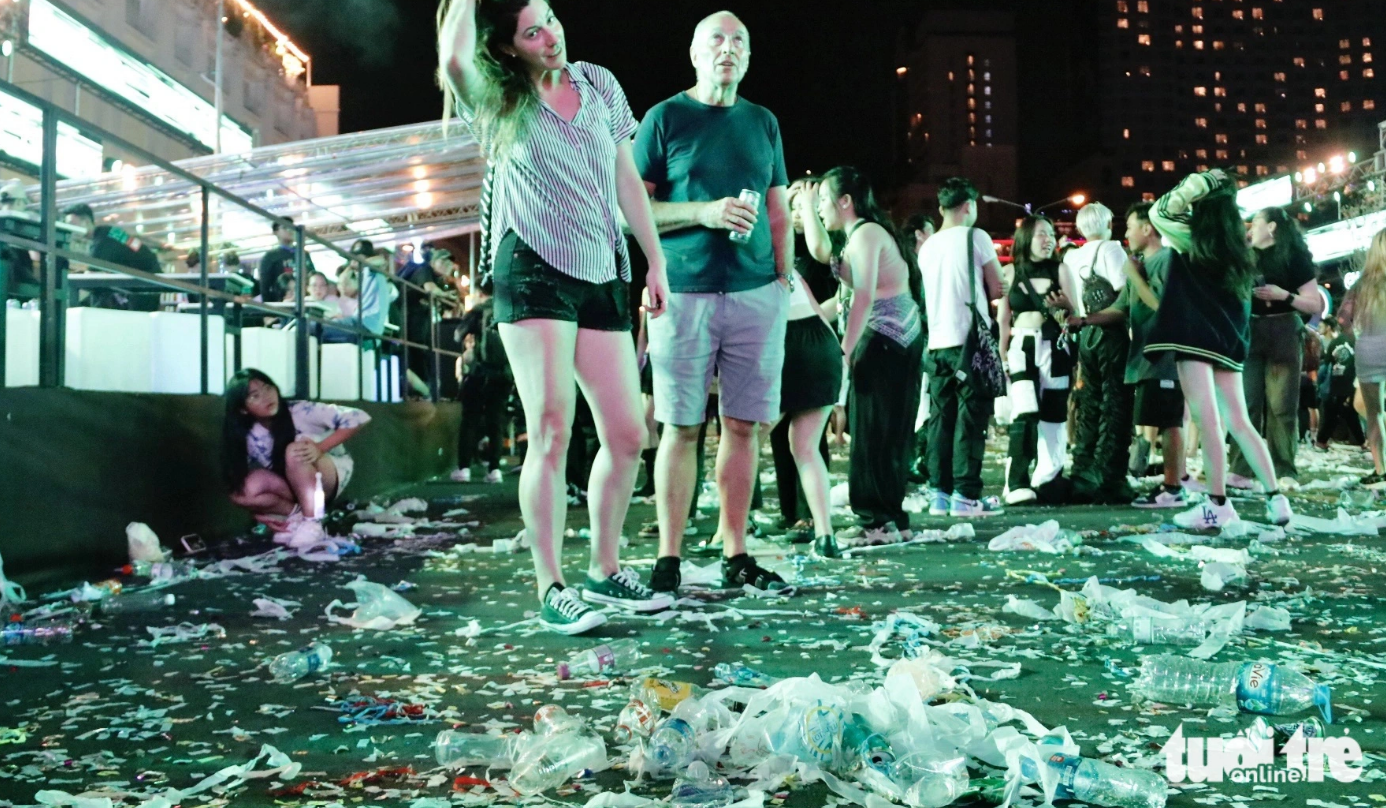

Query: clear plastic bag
<box><xmin>126</xmin><ymin>522</ymin><xmax>167</xmax><ymax>563</ymax></box>
<box><xmin>326</xmin><ymin>579</ymin><xmax>422</xmax><ymax>630</ymax></box>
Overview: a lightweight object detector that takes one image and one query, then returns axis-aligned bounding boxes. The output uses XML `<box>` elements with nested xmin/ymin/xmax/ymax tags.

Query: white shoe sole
<box><xmin>1005</xmin><ymin>489</ymin><xmax>1037</xmax><ymax>505</ymax></box>
<box><xmin>949</xmin><ymin>510</ymin><xmax>1000</xmax><ymax>518</ymax></box>
<box><xmin>580</xmin><ymin>589</ymin><xmax>674</xmax><ymax>613</ymax></box>
<box><xmin>540</xmin><ymin>610</ymin><xmax>608</xmax><ymax>635</ymax></box>
<box><xmin>1132</xmin><ymin>500</ymin><xmax>1185</xmax><ymax>509</ymax></box>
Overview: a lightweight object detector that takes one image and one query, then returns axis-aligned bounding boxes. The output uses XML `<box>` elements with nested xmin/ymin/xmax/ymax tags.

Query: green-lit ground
<box><xmin>3</xmin><ymin>436</ymin><xmax>1386</xmax><ymax>807</ymax></box>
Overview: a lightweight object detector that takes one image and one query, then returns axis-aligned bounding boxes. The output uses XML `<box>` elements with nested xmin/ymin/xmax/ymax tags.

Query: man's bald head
<box><xmin>690</xmin><ymin>10</ymin><xmax>750</xmax><ymax>91</ymax></box>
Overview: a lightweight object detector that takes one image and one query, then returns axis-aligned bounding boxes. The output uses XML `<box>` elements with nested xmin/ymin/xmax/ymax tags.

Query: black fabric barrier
<box><xmin>0</xmin><ymin>389</ymin><xmax>461</xmax><ymax>586</ymax></box>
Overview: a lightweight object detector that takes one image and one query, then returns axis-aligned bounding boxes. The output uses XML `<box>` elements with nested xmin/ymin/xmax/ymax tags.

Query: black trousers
<box><xmin>1318</xmin><ymin>392</ymin><xmax>1365</xmax><ymax>447</ymax></box>
<box><xmin>1072</xmin><ymin>327</ymin><xmax>1134</xmax><ymax>498</ymax></box>
<box><xmin>457</xmin><ymin>370</ymin><xmax>511</xmax><ymax>471</ymax></box>
<box><xmin>926</xmin><ymin>346</ymin><xmax>994</xmax><ymax>501</ymax></box>
<box><xmin>771</xmin><ymin>417</ymin><xmax>831</xmax><ymax>524</ymax></box>
<box><xmin>850</xmin><ymin>331</ymin><xmax>924</xmax><ymax>530</ymax></box>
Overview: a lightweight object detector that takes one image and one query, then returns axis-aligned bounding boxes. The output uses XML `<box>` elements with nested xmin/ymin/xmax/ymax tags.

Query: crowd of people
<box><xmin>208</xmin><ymin>0</ymin><xmax>1386</xmax><ymax>639</ymax></box>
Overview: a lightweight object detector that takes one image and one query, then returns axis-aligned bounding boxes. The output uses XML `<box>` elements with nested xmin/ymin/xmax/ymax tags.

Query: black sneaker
<box><xmin>722</xmin><ymin>553</ymin><xmax>786</xmax><ymax>591</ymax></box>
<box><xmin>813</xmin><ymin>534</ymin><xmax>841</xmax><ymax>559</ymax></box>
<box><xmin>648</xmin><ymin>556</ymin><xmax>682</xmax><ymax>596</ymax></box>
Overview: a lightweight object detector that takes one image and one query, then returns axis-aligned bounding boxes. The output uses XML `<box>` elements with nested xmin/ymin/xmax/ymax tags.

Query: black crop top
<box><xmin>1008</xmin><ymin>259</ymin><xmax>1062</xmax><ymax>317</ymax></box>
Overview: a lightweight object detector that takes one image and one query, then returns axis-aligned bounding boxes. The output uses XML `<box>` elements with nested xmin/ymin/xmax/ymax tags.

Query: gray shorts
<box><xmin>648</xmin><ymin>281</ymin><xmax>789</xmax><ymax>426</ymax></box>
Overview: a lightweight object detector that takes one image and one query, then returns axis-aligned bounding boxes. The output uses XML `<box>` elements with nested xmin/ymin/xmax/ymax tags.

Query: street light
<box><xmin>1035</xmin><ymin>193</ymin><xmax>1087</xmax><ymax>214</ymax></box>
<box><xmin>981</xmin><ymin>194</ymin><xmax>1031</xmax><ymax>213</ymax></box>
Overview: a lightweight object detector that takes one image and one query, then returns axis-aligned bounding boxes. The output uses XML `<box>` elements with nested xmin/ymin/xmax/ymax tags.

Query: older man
<box><xmin>634</xmin><ymin>10</ymin><xmax>792</xmax><ymax>595</ymax></box>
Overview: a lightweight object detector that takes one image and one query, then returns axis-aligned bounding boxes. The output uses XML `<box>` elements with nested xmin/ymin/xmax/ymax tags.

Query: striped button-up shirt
<box><xmin>462</xmin><ymin>61</ymin><xmax>638</xmax><ymax>284</ymax></box>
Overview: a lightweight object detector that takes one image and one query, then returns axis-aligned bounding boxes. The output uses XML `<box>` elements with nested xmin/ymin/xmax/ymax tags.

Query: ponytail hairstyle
<box><xmin>1011</xmin><ymin>214</ymin><xmax>1058</xmax><ymax>287</ymax></box>
<box><xmin>438</xmin><ymin>0</ymin><xmax>540</xmax><ymax>158</ymax></box>
<box><xmin>821</xmin><ymin>166</ymin><xmax>922</xmax><ymax>306</ymax></box>
<box><xmin>222</xmin><ymin>369</ymin><xmax>296</xmax><ymax>494</ymax></box>
<box><xmin>1255</xmin><ymin>206</ymin><xmax>1313</xmax><ymax>276</ymax></box>
<box><xmin>1189</xmin><ymin>182</ymin><xmax>1256</xmax><ymax>296</ymax></box>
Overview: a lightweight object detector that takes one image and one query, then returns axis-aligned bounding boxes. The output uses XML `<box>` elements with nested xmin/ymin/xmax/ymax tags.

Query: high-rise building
<box><xmin>894</xmin><ymin>9</ymin><xmax>1018</xmax><ymax>228</ymax></box>
<box><xmin>1094</xmin><ymin>0</ymin><xmax>1383</xmax><ymax>205</ymax></box>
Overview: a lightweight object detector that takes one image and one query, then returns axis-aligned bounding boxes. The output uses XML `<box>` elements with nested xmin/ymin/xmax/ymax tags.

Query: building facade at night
<box><xmin>0</xmin><ymin>0</ymin><xmax>334</xmax><ymax>174</ymax></box>
<box><xmin>1088</xmin><ymin>0</ymin><xmax>1383</xmax><ymax>206</ymax></box>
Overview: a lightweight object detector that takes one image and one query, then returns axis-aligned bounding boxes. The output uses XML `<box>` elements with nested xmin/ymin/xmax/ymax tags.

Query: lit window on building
<box><xmin>1197</xmin><ymin>164</ymin><xmax>1209</xmax><ymax>172</ymax></box>
<box><xmin>1214</xmin><ymin>102</ymin><xmax>1223</xmax><ymax>112</ymax></box>
<box><xmin>1341</xmin><ymin>71</ymin><xmax>1350</xmax><ymax>80</ymax></box>
<box><xmin>984</xmin><ymin>86</ymin><xmax>991</xmax><ymax>95</ymax></box>
<box><xmin>1176</xmin><ymin>40</ymin><xmax>1184</xmax><ymax>48</ymax></box>
<box><xmin>1116</xmin><ymin>0</ymin><xmax>1128</xmax><ymax>11</ymax></box>
<box><xmin>1237</xmin><ymin>102</ymin><xmax>1247</xmax><ymax>112</ymax></box>
<box><xmin>1366</xmin><ymin>99</ymin><xmax>1378</xmax><ymax>110</ymax></box>
<box><xmin>948</xmin><ymin>71</ymin><xmax>954</xmax><ymax>81</ymax></box>
<box><xmin>1196</xmin><ymin>148</ymin><xmax>1208</xmax><ymax>158</ymax></box>
<box><xmin>1295</xmin><ymin>119</ymin><xmax>1307</xmax><ymax>129</ymax></box>
<box><xmin>967</xmin><ymin>54</ymin><xmax>975</xmax><ymax>66</ymax></box>
<box><xmin>1139</xmin><ymin>65</ymin><xmax>1152</xmax><ymax>76</ymax></box>
<box><xmin>1315</xmin><ymin>119</ymin><xmax>1327</xmax><ymax>129</ymax></box>
<box><xmin>1315</xmin><ymin>103</ymin><xmax>1325</xmax><ymax>112</ymax></box>
<box><xmin>1214</xmin><ymin>87</ymin><xmax>1226</xmax><ymax>96</ymax></box>
<box><xmin>1142</xmin><ymin>160</ymin><xmax>1156</xmax><ymax>171</ymax></box>
<box><xmin>1340</xmin><ymin>54</ymin><xmax>1352</xmax><ymax>64</ymax></box>
<box><xmin>984</xmin><ymin>72</ymin><xmax>991</xmax><ymax>81</ymax></box>
<box><xmin>1341</xmin><ymin>39</ymin><xmax>1352</xmax><ymax>49</ymax></box>
<box><xmin>1342</xmin><ymin>101</ymin><xmax>1353</xmax><ymax>111</ymax></box>
<box><xmin>985</xmin><ymin>115</ymin><xmax>992</xmax><ymax>123</ymax></box>
<box><xmin>1118</xmin><ymin>17</ymin><xmax>1129</xmax><ymax>28</ymax></box>
<box><xmin>986</xmin><ymin>129</ymin><xmax>992</xmax><ymax>139</ymax></box>
<box><xmin>1214</xmin><ymin>41</ymin><xmax>1225</xmax><ymax>50</ymax></box>
<box><xmin>1294</xmin><ymin>57</ymin><xmax>1305</xmax><ymax>66</ymax></box>
<box><xmin>1143</xmin><ymin>192</ymin><xmax>1156</xmax><ymax>201</ymax></box>
<box><xmin>1314</xmin><ymin>87</ymin><xmax>1327</xmax><ymax>97</ymax></box>
<box><xmin>1365</xmin><ymin>53</ymin><xmax>1374</xmax><ymax>63</ymax></box>
<box><xmin>1139</xmin><ymin>34</ymin><xmax>1152</xmax><ymax>45</ymax></box>
<box><xmin>1297</xmin><ymin>150</ymin><xmax>1309</xmax><ymax>160</ymax></box>
<box><xmin>1175</xmin><ymin>24</ymin><xmax>1184</xmax><ymax>33</ymax></box>
<box><xmin>1366</xmin><ymin>68</ymin><xmax>1376</xmax><ymax>78</ymax></box>
<box><xmin>1273</xmin><ymin>72</ymin><xmax>1286</xmax><ymax>81</ymax></box>
<box><xmin>1194</xmin><ymin>40</ymin><xmax>1204</xmax><ymax>49</ymax></box>
<box><xmin>1255</xmin><ymin>103</ymin><xmax>1267</xmax><ymax>112</ymax></box>
<box><xmin>968</xmin><ymin>113</ymin><xmax>976</xmax><ymax>123</ymax></box>
<box><xmin>1192</xmin><ymin>6</ymin><xmax>1203</xmax><ymax>19</ymax></box>
<box><xmin>1122</xmin><ymin>176</ymin><xmax>1135</xmax><ymax>187</ymax></box>
<box><xmin>1232</xmin><ymin>10</ymin><xmax>1244</xmax><ymax>19</ymax></box>
<box><xmin>1216</xmin><ymin>149</ymin><xmax>1229</xmax><ymax>160</ymax></box>
<box><xmin>1194</xmin><ymin>86</ymin><xmax>1207</xmax><ymax>95</ymax></box>
<box><xmin>1365</xmin><ymin>38</ymin><xmax>1373</xmax><ymax>47</ymax></box>
<box><xmin>1123</xmin><ymin>128</ymin><xmax>1131</xmax><ymax>139</ymax></box>
<box><xmin>1312</xmin><ymin>8</ymin><xmax>1323</xmax><ymax>20</ymax></box>
<box><xmin>967</xmin><ymin>84</ymin><xmax>975</xmax><ymax>94</ymax></box>
<box><xmin>1256</xmin><ymin>118</ymin><xmax>1267</xmax><ymax>128</ymax></box>
<box><xmin>1237</xmin><ymin>166</ymin><xmax>1249</xmax><ymax>175</ymax></box>
<box><xmin>1162</xmin><ymin>160</ymin><xmax>1176</xmax><ymax>171</ymax></box>
<box><xmin>967</xmin><ymin>98</ymin><xmax>976</xmax><ymax>109</ymax></box>
<box><xmin>1195</xmin><ymin>117</ymin><xmax>1209</xmax><ymax>127</ymax></box>
<box><xmin>969</xmin><ymin>69</ymin><xmax>975</xmax><ymax>80</ymax></box>
<box><xmin>1252</xmin><ymin>7</ymin><xmax>1263</xmax><ymax>19</ymax></box>
<box><xmin>1256</xmin><ymin>134</ymin><xmax>1269</xmax><ymax>144</ymax></box>
<box><xmin>1216</xmin><ymin>133</ymin><xmax>1229</xmax><ymax>144</ymax></box>
<box><xmin>1193</xmin><ymin>25</ymin><xmax>1204</xmax><ymax>34</ymax></box>
<box><xmin>1137</xmin><ymin>0</ymin><xmax>1148</xmax><ymax>11</ymax></box>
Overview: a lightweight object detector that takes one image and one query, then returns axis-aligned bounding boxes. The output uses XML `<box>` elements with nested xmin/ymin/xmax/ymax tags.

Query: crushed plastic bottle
<box><xmin>556</xmin><ymin>638</ymin><xmax>641</xmax><ymax>680</ymax></box>
<box><xmin>267</xmin><ymin>642</ymin><xmax>333</xmax><ymax>681</ymax></box>
<box><xmin>714</xmin><ymin>662</ymin><xmax>780</xmax><ymax>688</ymax></box>
<box><xmin>842</xmin><ymin>715</ymin><xmax>894</xmax><ymax>774</ymax></box>
<box><xmin>98</xmin><ymin>590</ymin><xmax>175</xmax><ymax>615</ymax></box>
<box><xmin>774</xmin><ymin>701</ymin><xmax>844</xmax><ymax>767</ymax></box>
<box><xmin>893</xmin><ymin>754</ymin><xmax>971</xmax><ymax>808</ymax></box>
<box><xmin>1106</xmin><ymin>616</ymin><xmax>1210</xmax><ymax>647</ymax></box>
<box><xmin>508</xmin><ymin>726</ymin><xmax>607</xmax><ymax>795</ymax></box>
<box><xmin>1034</xmin><ymin>752</ymin><xmax>1167</xmax><ymax>808</ymax></box>
<box><xmin>1134</xmin><ymin>656</ymin><xmax>1332</xmax><ymax>722</ymax></box>
<box><xmin>615</xmin><ymin>697</ymin><xmax>658</xmax><ymax>743</ymax></box>
<box><xmin>1</xmin><ymin>619</ymin><xmax>73</xmax><ymax>645</ymax></box>
<box><xmin>434</xmin><ymin>730</ymin><xmax>519</xmax><ymax>769</ymax></box>
<box><xmin>122</xmin><ymin>559</ymin><xmax>197</xmax><ymax>581</ymax></box>
<box><xmin>649</xmin><ymin>715</ymin><xmax>697</xmax><ymax>771</ymax></box>
<box><xmin>633</xmin><ymin>677</ymin><xmax>702</xmax><ymax>711</ymax></box>
<box><xmin>534</xmin><ymin>704</ymin><xmax>585</xmax><ymax>736</ymax></box>
<box><xmin>671</xmin><ymin>760</ymin><xmax>734</xmax><ymax>807</ymax></box>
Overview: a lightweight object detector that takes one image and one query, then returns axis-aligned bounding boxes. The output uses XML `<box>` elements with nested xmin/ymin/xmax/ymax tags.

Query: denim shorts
<box><xmin>647</xmin><ymin>281</ymin><xmax>789</xmax><ymax>426</ymax></box>
<box><xmin>493</xmin><ymin>231</ymin><xmax>630</xmax><ymax>331</ymax></box>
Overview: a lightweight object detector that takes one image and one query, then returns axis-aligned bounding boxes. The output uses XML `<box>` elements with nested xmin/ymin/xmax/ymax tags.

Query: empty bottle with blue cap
<box><xmin>1135</xmin><ymin>656</ymin><xmax>1331</xmax><ymax>722</ymax></box>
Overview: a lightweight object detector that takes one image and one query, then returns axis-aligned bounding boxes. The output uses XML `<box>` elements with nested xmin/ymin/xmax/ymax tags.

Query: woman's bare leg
<box><xmin>1179</xmin><ymin>360</ymin><xmax>1227</xmax><ymax>497</ymax></box>
<box><xmin>230</xmin><ymin>469</ymin><xmax>298</xmax><ymax>524</ymax></box>
<box><xmin>1212</xmin><ymin>368</ymin><xmax>1277</xmax><ymax>492</ymax></box>
<box><xmin>1364</xmin><ymin>381</ymin><xmax>1385</xmax><ymax>474</ymax></box>
<box><xmin>573</xmin><ymin>328</ymin><xmax>646</xmax><ymax>581</ymax></box>
<box><xmin>789</xmin><ymin>406</ymin><xmax>834</xmax><ymax>534</ymax></box>
<box><xmin>501</xmin><ymin>320</ymin><xmax>579</xmax><ymax>600</ymax></box>
<box><xmin>285</xmin><ymin>449</ymin><xmax>339</xmax><ymax>518</ymax></box>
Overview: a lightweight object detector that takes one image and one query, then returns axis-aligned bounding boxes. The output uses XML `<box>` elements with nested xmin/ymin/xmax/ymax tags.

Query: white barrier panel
<box><xmin>234</xmin><ymin>327</ymin><xmax>318</xmax><ymax>398</ymax></box>
<box><xmin>149</xmin><ymin>311</ymin><xmax>226</xmax><ymax>395</ymax></box>
<box><xmin>4</xmin><ymin>307</ymin><xmax>39</xmax><ymax>387</ymax></box>
<box><xmin>320</xmin><ymin>343</ymin><xmax>373</xmax><ymax>401</ymax></box>
<box><xmin>65</xmin><ymin>307</ymin><xmax>153</xmax><ymax>392</ymax></box>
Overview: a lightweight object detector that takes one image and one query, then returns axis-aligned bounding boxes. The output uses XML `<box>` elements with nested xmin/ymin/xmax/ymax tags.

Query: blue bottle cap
<box><xmin>1314</xmin><ymin>685</ymin><xmax>1333</xmax><ymax>725</ymax></box>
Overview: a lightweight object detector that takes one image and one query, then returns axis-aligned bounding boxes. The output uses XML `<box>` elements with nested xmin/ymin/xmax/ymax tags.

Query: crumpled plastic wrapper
<box><xmin>326</xmin><ymin>578</ymin><xmax>422</xmax><ymax>630</ymax></box>
<box><xmin>126</xmin><ymin>522</ymin><xmax>167</xmax><ymax>563</ymax></box>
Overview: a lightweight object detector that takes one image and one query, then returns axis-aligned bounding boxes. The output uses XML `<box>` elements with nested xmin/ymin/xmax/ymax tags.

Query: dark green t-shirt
<box><xmin>1114</xmin><ymin>248</ymin><xmax>1177</xmax><ymax>384</ymax></box>
<box><xmin>634</xmin><ymin>92</ymin><xmax>788</xmax><ymax>293</ymax></box>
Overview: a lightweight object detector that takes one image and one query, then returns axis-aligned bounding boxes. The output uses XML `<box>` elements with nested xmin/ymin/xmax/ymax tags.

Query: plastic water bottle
<box><xmin>671</xmin><ymin>760</ymin><xmax>734</xmax><ymax>807</ymax></box>
<box><xmin>1135</xmin><ymin>656</ymin><xmax>1332</xmax><ymax>722</ymax></box>
<box><xmin>312</xmin><ymin>472</ymin><xmax>326</xmax><ymax>520</ymax></box>
<box><xmin>122</xmin><ymin>559</ymin><xmax>197</xmax><ymax>581</ymax></box>
<box><xmin>533</xmin><ymin>704</ymin><xmax>585</xmax><ymax>736</ymax></box>
<box><xmin>434</xmin><ymin>730</ymin><xmax>518</xmax><ymax>769</ymax></box>
<box><xmin>842</xmin><ymin>715</ymin><xmax>894</xmax><ymax>774</ymax></box>
<box><xmin>556</xmin><ymin>638</ymin><xmax>642</xmax><ymax>680</ymax></box>
<box><xmin>713</xmin><ymin>662</ymin><xmax>780</xmax><ymax>688</ymax></box>
<box><xmin>773</xmin><ymin>702</ymin><xmax>844</xmax><ymax>766</ymax></box>
<box><xmin>615</xmin><ymin>697</ymin><xmax>658</xmax><ymax>743</ymax></box>
<box><xmin>508</xmin><ymin>730</ymin><xmax>607</xmax><ymax>795</ymax></box>
<box><xmin>633</xmin><ymin>677</ymin><xmax>703</xmax><ymax>711</ymax></box>
<box><xmin>1106</xmin><ymin>616</ymin><xmax>1210</xmax><ymax>647</ymax></box>
<box><xmin>267</xmin><ymin>642</ymin><xmax>333</xmax><ymax>681</ymax></box>
<box><xmin>1</xmin><ymin>620</ymin><xmax>73</xmax><ymax>645</ymax></box>
<box><xmin>99</xmin><ymin>590</ymin><xmax>175</xmax><ymax>615</ymax></box>
<box><xmin>1039</xmin><ymin>753</ymin><xmax>1167</xmax><ymax>808</ymax></box>
<box><xmin>649</xmin><ymin>716</ymin><xmax>697</xmax><ymax>771</ymax></box>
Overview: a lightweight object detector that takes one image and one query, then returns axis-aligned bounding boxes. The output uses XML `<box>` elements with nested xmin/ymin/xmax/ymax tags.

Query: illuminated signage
<box><xmin>1236</xmin><ymin>176</ymin><xmax>1293</xmax><ymax>218</ymax></box>
<box><xmin>27</xmin><ymin>0</ymin><xmax>253</xmax><ymax>153</ymax></box>
<box><xmin>1306</xmin><ymin>209</ymin><xmax>1386</xmax><ymax>263</ymax></box>
<box><xmin>0</xmin><ymin>87</ymin><xmax>102</xmax><ymax>178</ymax></box>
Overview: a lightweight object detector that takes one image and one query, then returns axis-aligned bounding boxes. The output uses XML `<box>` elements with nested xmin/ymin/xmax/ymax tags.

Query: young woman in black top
<box><xmin>998</xmin><ymin>215</ymin><xmax>1078</xmax><ymax>505</ymax></box>
<box><xmin>1144</xmin><ymin>170</ymin><xmax>1293</xmax><ymax>529</ymax></box>
<box><xmin>1225</xmin><ymin>207</ymin><xmax>1322</xmax><ymax>486</ymax></box>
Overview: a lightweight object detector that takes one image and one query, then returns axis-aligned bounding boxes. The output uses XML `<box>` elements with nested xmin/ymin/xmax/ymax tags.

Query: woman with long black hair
<box><xmin>803</xmin><ymin>167</ymin><xmax>923</xmax><ymax>549</ymax></box>
<box><xmin>1225</xmin><ymin>206</ymin><xmax>1322</xmax><ymax>486</ymax></box>
<box><xmin>998</xmin><ymin>215</ymin><xmax>1078</xmax><ymax>505</ymax></box>
<box><xmin>439</xmin><ymin>0</ymin><xmax>673</xmax><ymax>633</ymax></box>
<box><xmin>1144</xmin><ymin>170</ymin><xmax>1293</xmax><ymax>528</ymax></box>
<box><xmin>224</xmin><ymin>369</ymin><xmax>370</xmax><ymax>546</ymax></box>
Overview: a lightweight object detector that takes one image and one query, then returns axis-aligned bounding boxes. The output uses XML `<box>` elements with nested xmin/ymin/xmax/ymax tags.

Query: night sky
<box><xmin>258</xmin><ymin>1</ymin><xmax>934</xmax><ymax>188</ymax></box>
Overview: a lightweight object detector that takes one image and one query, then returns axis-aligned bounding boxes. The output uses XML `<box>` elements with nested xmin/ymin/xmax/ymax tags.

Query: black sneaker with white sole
<box><xmin>539</xmin><ymin>585</ymin><xmax>607</xmax><ymax>635</ymax></box>
<box><xmin>648</xmin><ymin>556</ymin><xmax>682</xmax><ymax>596</ymax></box>
<box><xmin>582</xmin><ymin>568</ymin><xmax>675</xmax><ymax>613</ymax></box>
<box><xmin>722</xmin><ymin>553</ymin><xmax>786</xmax><ymax>591</ymax></box>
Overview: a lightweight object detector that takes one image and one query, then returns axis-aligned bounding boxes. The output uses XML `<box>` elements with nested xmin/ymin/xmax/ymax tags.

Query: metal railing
<box><xmin>0</xmin><ymin>78</ymin><xmax>464</xmax><ymax>402</ymax></box>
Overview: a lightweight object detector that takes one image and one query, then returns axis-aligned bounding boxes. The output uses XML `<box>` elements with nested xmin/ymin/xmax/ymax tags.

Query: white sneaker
<box><xmin>1181</xmin><ymin>476</ymin><xmax>1207</xmax><ymax>494</ymax></box>
<box><xmin>286</xmin><ymin>518</ymin><xmax>325</xmax><ymax>549</ymax></box>
<box><xmin>1174</xmin><ymin>499</ymin><xmax>1241</xmax><ymax>530</ymax></box>
<box><xmin>1266</xmin><ymin>493</ymin><xmax>1293</xmax><ymax>526</ymax></box>
<box><xmin>485</xmin><ymin>469</ymin><xmax>503</xmax><ymax>484</ymax></box>
<box><xmin>450</xmin><ymin>468</ymin><xmax>471</xmax><ymax>483</ymax></box>
<box><xmin>271</xmin><ymin>508</ymin><xmax>305</xmax><ymax>545</ymax></box>
<box><xmin>1005</xmin><ymin>487</ymin><xmax>1037</xmax><ymax>505</ymax></box>
<box><xmin>1225</xmin><ymin>473</ymin><xmax>1258</xmax><ymax>491</ymax></box>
